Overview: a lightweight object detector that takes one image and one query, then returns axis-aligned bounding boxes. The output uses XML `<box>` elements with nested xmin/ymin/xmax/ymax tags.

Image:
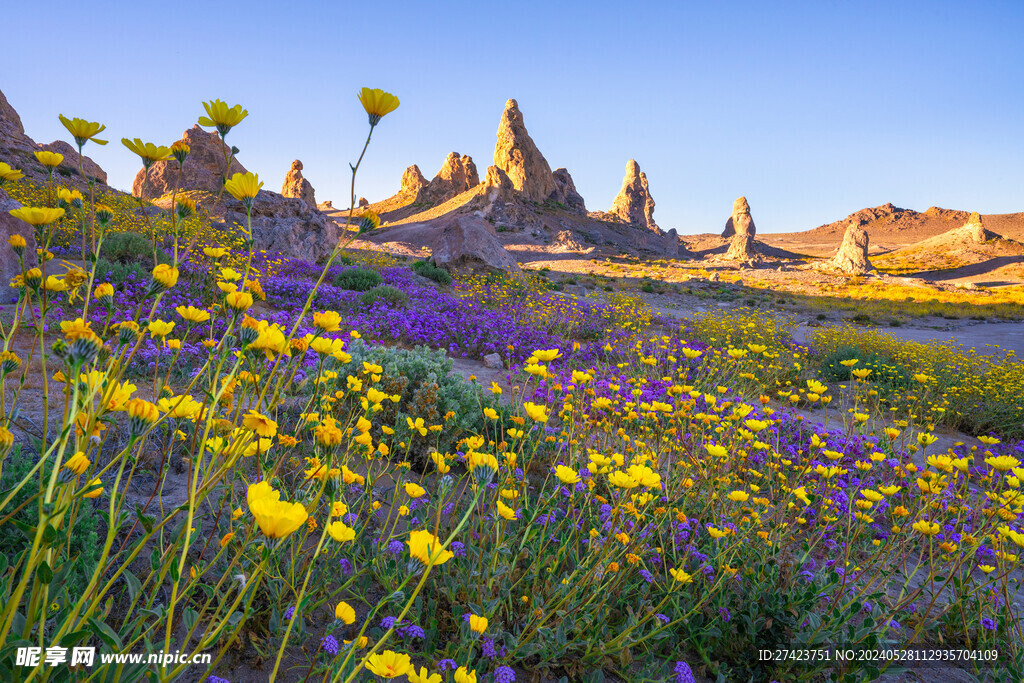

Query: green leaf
<box><xmin>136</xmin><ymin>505</ymin><xmax>154</xmax><ymax>533</ymax></box>
<box><xmin>87</xmin><ymin>617</ymin><xmax>123</xmax><ymax>648</ymax></box>
<box><xmin>124</xmin><ymin>571</ymin><xmax>142</xmax><ymax>604</ymax></box>
<box><xmin>38</xmin><ymin>560</ymin><xmax>53</xmax><ymax>584</ymax></box>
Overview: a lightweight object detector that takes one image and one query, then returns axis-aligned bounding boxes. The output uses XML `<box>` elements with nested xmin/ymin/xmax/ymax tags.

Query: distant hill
<box><xmin>786</xmin><ymin>203</ymin><xmax>1024</xmax><ymax>244</ymax></box>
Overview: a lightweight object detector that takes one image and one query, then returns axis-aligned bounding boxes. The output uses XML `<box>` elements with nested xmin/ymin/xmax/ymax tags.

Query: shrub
<box><xmin>359</xmin><ymin>285</ymin><xmax>409</xmax><ymax>308</ymax></box>
<box><xmin>298</xmin><ymin>340</ymin><xmax>496</xmax><ymax>467</ymax></box>
<box><xmin>411</xmin><ymin>260</ymin><xmax>453</xmax><ymax>286</ymax></box>
<box><xmin>100</xmin><ymin>231</ymin><xmax>158</xmax><ymax>265</ymax></box>
<box><xmin>94</xmin><ymin>257</ymin><xmax>149</xmax><ymax>284</ymax></box>
<box><xmin>332</xmin><ymin>267</ymin><xmax>382</xmax><ymax>291</ymax></box>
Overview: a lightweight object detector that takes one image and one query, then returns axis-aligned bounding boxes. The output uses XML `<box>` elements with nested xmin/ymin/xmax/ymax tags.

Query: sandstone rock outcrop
<box><xmin>429</xmin><ymin>214</ymin><xmax>520</xmax><ymax>273</ymax></box>
<box><xmin>221</xmin><ymin>191</ymin><xmax>337</xmax><ymax>263</ymax></box>
<box><xmin>415</xmin><ymin>153</ymin><xmax>479</xmax><ymax>204</ymax></box>
<box><xmin>609</xmin><ymin>160</ymin><xmax>657</xmax><ymax>231</ymax></box>
<box><xmin>280</xmin><ymin>160</ymin><xmax>316</xmax><ymax>208</ymax></box>
<box><xmin>493</xmin><ymin>99</ymin><xmax>561</xmax><ymax>204</ymax></box>
<box><xmin>829</xmin><ymin>223</ymin><xmax>874</xmax><ymax>274</ymax></box>
<box><xmin>552</xmin><ymin>168</ymin><xmax>586</xmax><ymax>212</ymax></box>
<box><xmin>38</xmin><ymin>141</ymin><xmax>107</xmax><ymax>185</ymax></box>
<box><xmin>400</xmin><ymin>165</ymin><xmax>428</xmax><ymax>195</ymax></box>
<box><xmin>722</xmin><ymin>196</ymin><xmax>755</xmax><ymax>238</ymax></box>
<box><xmin>0</xmin><ymin>189</ymin><xmax>37</xmax><ymax>303</ymax></box>
<box><xmin>132</xmin><ymin>125</ymin><xmax>246</xmax><ymax>200</ymax></box>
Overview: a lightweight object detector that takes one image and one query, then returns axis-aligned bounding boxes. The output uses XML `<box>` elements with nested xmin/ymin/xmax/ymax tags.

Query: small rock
<box><xmin>482</xmin><ymin>353</ymin><xmax>503</xmax><ymax>369</ymax></box>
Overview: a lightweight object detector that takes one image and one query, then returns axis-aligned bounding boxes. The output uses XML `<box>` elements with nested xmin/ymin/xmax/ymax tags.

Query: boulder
<box><xmin>552</xmin><ymin>168</ymin><xmax>586</xmax><ymax>213</ymax></box>
<box><xmin>829</xmin><ymin>222</ymin><xmax>874</xmax><ymax>274</ymax></box>
<box><xmin>482</xmin><ymin>352</ymin><xmax>503</xmax><ymax>369</ymax></box>
<box><xmin>609</xmin><ymin>160</ymin><xmax>657</xmax><ymax>231</ymax></box>
<box><xmin>0</xmin><ymin>189</ymin><xmax>37</xmax><ymax>304</ymax></box>
<box><xmin>221</xmin><ymin>190</ymin><xmax>338</xmax><ymax>263</ymax></box>
<box><xmin>281</xmin><ymin>160</ymin><xmax>316</xmax><ymax>208</ymax></box>
<box><xmin>133</xmin><ymin>125</ymin><xmax>246</xmax><ymax>200</ymax></box>
<box><xmin>493</xmin><ymin>99</ymin><xmax>560</xmax><ymax>204</ymax></box>
<box><xmin>429</xmin><ymin>214</ymin><xmax>520</xmax><ymax>273</ymax></box>
<box><xmin>415</xmin><ymin>152</ymin><xmax>479</xmax><ymax>204</ymax></box>
<box><xmin>0</xmin><ymin>88</ymin><xmax>35</xmax><ymax>155</ymax></box>
<box><xmin>358</xmin><ymin>197</ymin><xmax>369</xmax><ymax>207</ymax></box>
<box><xmin>38</xmin><ymin>141</ymin><xmax>107</xmax><ymax>185</ymax></box>
<box><xmin>400</xmin><ymin>165</ymin><xmax>428</xmax><ymax>195</ymax></box>
<box><xmin>722</xmin><ymin>196</ymin><xmax>755</xmax><ymax>238</ymax></box>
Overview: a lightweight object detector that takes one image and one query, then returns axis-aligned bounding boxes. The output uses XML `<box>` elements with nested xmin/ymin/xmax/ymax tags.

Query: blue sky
<box><xmin>4</xmin><ymin>0</ymin><xmax>1022</xmax><ymax>234</ymax></box>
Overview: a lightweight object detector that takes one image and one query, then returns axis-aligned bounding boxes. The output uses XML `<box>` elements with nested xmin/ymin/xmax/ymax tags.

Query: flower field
<box><xmin>0</xmin><ymin>93</ymin><xmax>1020</xmax><ymax>683</ymax></box>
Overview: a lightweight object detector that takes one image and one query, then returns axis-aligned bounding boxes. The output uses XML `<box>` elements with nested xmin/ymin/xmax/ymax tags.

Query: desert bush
<box><xmin>332</xmin><ymin>267</ymin><xmax>382</xmax><ymax>291</ymax></box>
<box><xmin>358</xmin><ymin>285</ymin><xmax>409</xmax><ymax>308</ymax></box>
<box><xmin>411</xmin><ymin>259</ymin><xmax>453</xmax><ymax>286</ymax></box>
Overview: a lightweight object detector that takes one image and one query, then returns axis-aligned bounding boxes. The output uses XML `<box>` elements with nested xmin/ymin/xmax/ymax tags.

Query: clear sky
<box><xmin>5</xmin><ymin>0</ymin><xmax>1022</xmax><ymax>234</ymax></box>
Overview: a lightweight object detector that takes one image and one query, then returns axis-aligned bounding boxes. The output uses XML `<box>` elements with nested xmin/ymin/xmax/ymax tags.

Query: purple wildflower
<box><xmin>320</xmin><ymin>635</ymin><xmax>338</xmax><ymax>656</ymax></box>
<box><xmin>674</xmin><ymin>661</ymin><xmax>696</xmax><ymax>683</ymax></box>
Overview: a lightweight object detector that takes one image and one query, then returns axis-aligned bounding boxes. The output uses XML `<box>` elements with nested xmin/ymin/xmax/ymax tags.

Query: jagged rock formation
<box><xmin>0</xmin><ymin>89</ymin><xmax>107</xmax><ymax>186</ymax></box>
<box><xmin>481</xmin><ymin>166</ymin><xmax>516</xmax><ymax>203</ymax></box>
<box><xmin>281</xmin><ymin>160</ymin><xmax>316</xmax><ymax>208</ymax></box>
<box><xmin>958</xmin><ymin>211</ymin><xmax>991</xmax><ymax>243</ymax></box>
<box><xmin>609</xmin><ymin>160</ymin><xmax>657</xmax><ymax>231</ymax></box>
<box><xmin>552</xmin><ymin>168</ymin><xmax>586</xmax><ymax>212</ymax></box>
<box><xmin>829</xmin><ymin>223</ymin><xmax>874</xmax><ymax>274</ymax></box>
<box><xmin>400</xmin><ymin>165</ymin><xmax>428</xmax><ymax>195</ymax></box>
<box><xmin>465</xmin><ymin>165</ymin><xmax>541</xmax><ymax>228</ymax></box>
<box><xmin>0</xmin><ymin>189</ymin><xmax>37</xmax><ymax>303</ymax></box>
<box><xmin>38</xmin><ymin>141</ymin><xmax>107</xmax><ymax>185</ymax></box>
<box><xmin>0</xmin><ymin>89</ymin><xmax>34</xmax><ymax>154</ymax></box>
<box><xmin>493</xmin><ymin>99</ymin><xmax>563</xmax><ymax>205</ymax></box>
<box><xmin>132</xmin><ymin>125</ymin><xmax>246</xmax><ymax>200</ymax></box>
<box><xmin>722</xmin><ymin>196</ymin><xmax>755</xmax><ymax>238</ymax></box>
<box><xmin>415</xmin><ymin>152</ymin><xmax>479</xmax><ymax>204</ymax></box>
<box><xmin>221</xmin><ymin>191</ymin><xmax>337</xmax><ymax>263</ymax></box>
<box><xmin>429</xmin><ymin>214</ymin><xmax>520</xmax><ymax>273</ymax></box>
